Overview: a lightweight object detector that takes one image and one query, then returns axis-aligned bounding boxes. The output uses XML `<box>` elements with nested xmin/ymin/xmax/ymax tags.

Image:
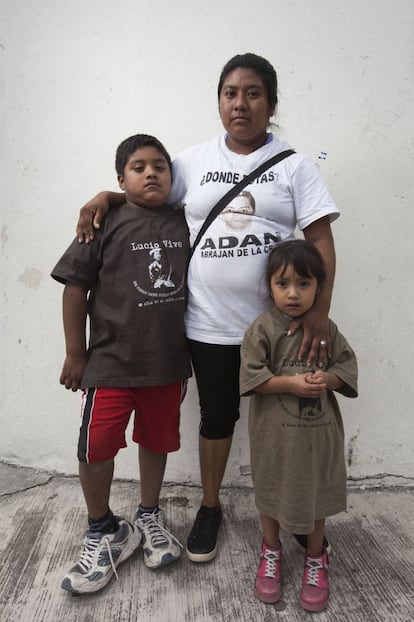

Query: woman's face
<box><xmin>219</xmin><ymin>67</ymin><xmax>274</xmax><ymax>153</ymax></box>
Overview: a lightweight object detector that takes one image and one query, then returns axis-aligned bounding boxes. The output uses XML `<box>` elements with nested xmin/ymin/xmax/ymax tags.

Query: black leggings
<box><xmin>188</xmin><ymin>339</ymin><xmax>241</xmax><ymax>440</ymax></box>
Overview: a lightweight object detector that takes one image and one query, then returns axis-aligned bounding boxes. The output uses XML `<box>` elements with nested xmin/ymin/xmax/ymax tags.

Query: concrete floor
<box><xmin>0</xmin><ymin>463</ymin><xmax>413</xmax><ymax>622</ymax></box>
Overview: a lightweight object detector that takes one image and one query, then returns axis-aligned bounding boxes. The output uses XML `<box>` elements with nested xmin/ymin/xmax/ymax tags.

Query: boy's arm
<box><xmin>60</xmin><ymin>283</ymin><xmax>88</xmax><ymax>392</ymax></box>
<box><xmin>76</xmin><ymin>191</ymin><xmax>125</xmax><ymax>243</ymax></box>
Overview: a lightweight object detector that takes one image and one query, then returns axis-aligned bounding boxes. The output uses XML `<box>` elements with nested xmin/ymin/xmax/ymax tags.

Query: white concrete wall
<box><xmin>1</xmin><ymin>0</ymin><xmax>413</xmax><ymax>485</ymax></box>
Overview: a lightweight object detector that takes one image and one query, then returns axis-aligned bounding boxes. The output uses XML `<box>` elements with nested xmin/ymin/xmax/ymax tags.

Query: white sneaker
<box><xmin>61</xmin><ymin>517</ymin><xmax>141</xmax><ymax>593</ymax></box>
<box><xmin>135</xmin><ymin>508</ymin><xmax>182</xmax><ymax>569</ymax></box>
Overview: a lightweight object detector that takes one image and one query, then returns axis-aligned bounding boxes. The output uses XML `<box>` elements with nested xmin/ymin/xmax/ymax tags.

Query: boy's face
<box><xmin>118</xmin><ymin>146</ymin><xmax>171</xmax><ymax>208</ymax></box>
<box><xmin>270</xmin><ymin>263</ymin><xmax>319</xmax><ymax>318</ymax></box>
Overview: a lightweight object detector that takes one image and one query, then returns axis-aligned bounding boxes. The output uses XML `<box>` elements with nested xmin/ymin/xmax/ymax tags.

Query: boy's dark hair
<box><xmin>266</xmin><ymin>240</ymin><xmax>326</xmax><ymax>290</ymax></box>
<box><xmin>115</xmin><ymin>134</ymin><xmax>172</xmax><ymax>176</ymax></box>
<box><xmin>217</xmin><ymin>53</ymin><xmax>278</xmax><ymax>110</ymax></box>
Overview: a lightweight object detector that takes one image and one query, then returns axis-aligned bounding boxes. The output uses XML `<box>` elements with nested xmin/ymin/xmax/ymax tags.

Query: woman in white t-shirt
<box><xmin>76</xmin><ymin>52</ymin><xmax>338</xmax><ymax>569</ymax></box>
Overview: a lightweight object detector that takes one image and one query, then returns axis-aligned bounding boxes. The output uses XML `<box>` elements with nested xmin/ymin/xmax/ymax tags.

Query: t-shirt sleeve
<box><xmin>168</xmin><ymin>155</ymin><xmax>188</xmax><ymax>205</ymax></box>
<box><xmin>240</xmin><ymin>321</ymin><xmax>275</xmax><ymax>396</ymax></box>
<box><xmin>51</xmin><ymin>235</ymin><xmax>101</xmax><ymax>290</ymax></box>
<box><xmin>290</xmin><ymin>157</ymin><xmax>340</xmax><ymax>230</ymax></box>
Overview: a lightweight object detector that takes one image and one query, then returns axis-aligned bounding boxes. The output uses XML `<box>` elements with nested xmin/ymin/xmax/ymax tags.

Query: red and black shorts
<box><xmin>77</xmin><ymin>381</ymin><xmax>187</xmax><ymax>464</ymax></box>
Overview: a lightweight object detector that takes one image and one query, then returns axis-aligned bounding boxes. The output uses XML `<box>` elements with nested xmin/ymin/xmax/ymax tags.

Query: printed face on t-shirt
<box><xmin>118</xmin><ymin>146</ymin><xmax>172</xmax><ymax>208</ymax></box>
<box><xmin>221</xmin><ymin>191</ymin><xmax>255</xmax><ymax>230</ymax></box>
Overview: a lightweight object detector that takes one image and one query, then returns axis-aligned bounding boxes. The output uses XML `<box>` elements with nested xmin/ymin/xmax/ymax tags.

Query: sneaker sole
<box><xmin>300</xmin><ymin>596</ymin><xmax>329</xmax><ymax>612</ymax></box>
<box><xmin>143</xmin><ymin>549</ymin><xmax>181</xmax><ymax>569</ymax></box>
<box><xmin>62</xmin><ymin>572</ymin><xmax>114</xmax><ymax>594</ymax></box>
<box><xmin>61</xmin><ymin>527</ymin><xmax>141</xmax><ymax>594</ymax></box>
<box><xmin>186</xmin><ymin>544</ymin><xmax>217</xmax><ymax>563</ymax></box>
<box><xmin>254</xmin><ymin>586</ymin><xmax>282</xmax><ymax>604</ymax></box>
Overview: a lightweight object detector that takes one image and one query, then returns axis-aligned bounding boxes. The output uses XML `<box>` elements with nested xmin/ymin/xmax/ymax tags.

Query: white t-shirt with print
<box><xmin>170</xmin><ymin>133</ymin><xmax>339</xmax><ymax>345</ymax></box>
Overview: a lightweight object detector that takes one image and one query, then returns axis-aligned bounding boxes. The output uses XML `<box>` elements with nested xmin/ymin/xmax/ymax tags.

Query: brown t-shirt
<box><xmin>240</xmin><ymin>307</ymin><xmax>358</xmax><ymax>533</ymax></box>
<box><xmin>51</xmin><ymin>203</ymin><xmax>191</xmax><ymax>388</ymax></box>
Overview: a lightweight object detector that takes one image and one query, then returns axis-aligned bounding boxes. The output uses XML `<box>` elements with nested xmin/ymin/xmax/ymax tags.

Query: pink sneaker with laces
<box><xmin>300</xmin><ymin>548</ymin><xmax>329</xmax><ymax>612</ymax></box>
<box><xmin>254</xmin><ymin>539</ymin><xmax>282</xmax><ymax>603</ymax></box>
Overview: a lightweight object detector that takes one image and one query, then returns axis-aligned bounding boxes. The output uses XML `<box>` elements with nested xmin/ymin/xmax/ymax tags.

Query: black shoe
<box><xmin>292</xmin><ymin>533</ymin><xmax>332</xmax><ymax>555</ymax></box>
<box><xmin>186</xmin><ymin>506</ymin><xmax>222</xmax><ymax>562</ymax></box>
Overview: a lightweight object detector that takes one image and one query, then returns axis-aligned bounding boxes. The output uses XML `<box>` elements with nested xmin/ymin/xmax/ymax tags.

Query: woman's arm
<box><xmin>76</xmin><ymin>191</ymin><xmax>125</xmax><ymax>243</ymax></box>
<box><xmin>290</xmin><ymin>216</ymin><xmax>336</xmax><ymax>366</ymax></box>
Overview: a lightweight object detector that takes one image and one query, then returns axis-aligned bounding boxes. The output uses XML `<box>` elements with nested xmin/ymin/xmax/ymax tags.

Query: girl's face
<box><xmin>270</xmin><ymin>263</ymin><xmax>319</xmax><ymax>318</ymax></box>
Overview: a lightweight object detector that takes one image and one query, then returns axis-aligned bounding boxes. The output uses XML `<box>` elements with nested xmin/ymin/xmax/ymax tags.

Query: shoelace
<box><xmin>262</xmin><ymin>550</ymin><xmax>280</xmax><ymax>578</ymax></box>
<box><xmin>305</xmin><ymin>558</ymin><xmax>325</xmax><ymax>587</ymax></box>
<box><xmin>78</xmin><ymin>535</ymin><xmax>119</xmax><ymax>580</ymax></box>
<box><xmin>139</xmin><ymin>511</ymin><xmax>183</xmax><ymax>548</ymax></box>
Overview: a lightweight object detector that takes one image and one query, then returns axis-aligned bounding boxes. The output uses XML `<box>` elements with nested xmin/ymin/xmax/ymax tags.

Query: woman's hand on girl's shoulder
<box><xmin>289</xmin><ymin>305</ymin><xmax>331</xmax><ymax>369</ymax></box>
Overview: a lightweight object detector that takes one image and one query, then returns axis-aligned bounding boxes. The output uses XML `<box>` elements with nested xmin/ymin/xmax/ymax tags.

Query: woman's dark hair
<box><xmin>115</xmin><ymin>134</ymin><xmax>172</xmax><ymax>176</ymax></box>
<box><xmin>266</xmin><ymin>240</ymin><xmax>326</xmax><ymax>290</ymax></box>
<box><xmin>217</xmin><ymin>53</ymin><xmax>278</xmax><ymax>110</ymax></box>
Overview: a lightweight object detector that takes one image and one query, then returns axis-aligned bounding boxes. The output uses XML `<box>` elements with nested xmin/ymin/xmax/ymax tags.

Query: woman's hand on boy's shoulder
<box><xmin>76</xmin><ymin>192</ymin><xmax>110</xmax><ymax>243</ymax></box>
